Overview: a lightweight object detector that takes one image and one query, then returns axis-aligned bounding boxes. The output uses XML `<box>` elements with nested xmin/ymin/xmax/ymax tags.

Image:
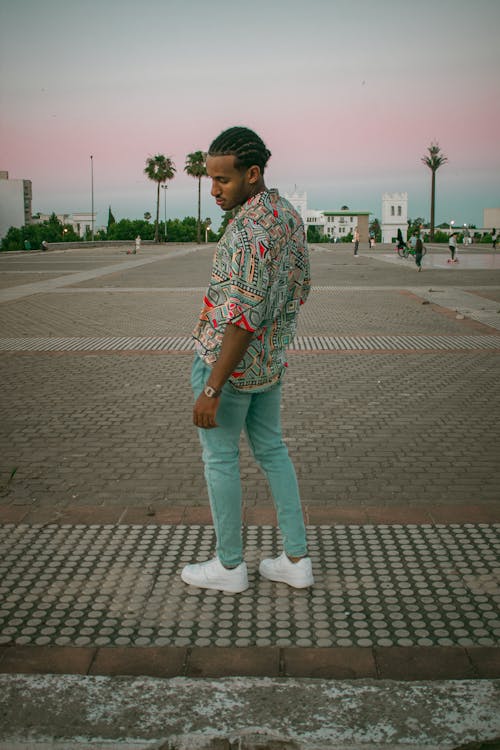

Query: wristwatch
<box><xmin>203</xmin><ymin>384</ymin><xmax>222</xmax><ymax>398</ymax></box>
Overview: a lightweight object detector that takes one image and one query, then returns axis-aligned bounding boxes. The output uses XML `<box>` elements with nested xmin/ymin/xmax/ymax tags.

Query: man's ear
<box><xmin>247</xmin><ymin>165</ymin><xmax>261</xmax><ymax>184</ymax></box>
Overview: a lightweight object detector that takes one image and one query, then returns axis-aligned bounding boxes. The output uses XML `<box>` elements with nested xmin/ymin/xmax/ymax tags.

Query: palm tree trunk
<box><xmin>155</xmin><ymin>182</ymin><xmax>160</xmax><ymax>243</ymax></box>
<box><xmin>197</xmin><ymin>177</ymin><xmax>201</xmax><ymax>244</ymax></box>
<box><xmin>430</xmin><ymin>170</ymin><xmax>436</xmax><ymax>241</ymax></box>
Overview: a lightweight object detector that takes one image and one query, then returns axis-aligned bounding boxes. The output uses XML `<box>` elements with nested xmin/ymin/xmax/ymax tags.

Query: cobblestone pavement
<box><xmin>0</xmin><ymin>243</ymin><xmax>499</xmax><ymax>682</ymax></box>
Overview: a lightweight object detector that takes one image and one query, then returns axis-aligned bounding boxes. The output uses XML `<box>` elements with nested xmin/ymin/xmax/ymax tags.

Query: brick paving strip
<box><xmin>0</xmin><ymin>643</ymin><xmax>498</xmax><ymax>681</ymax></box>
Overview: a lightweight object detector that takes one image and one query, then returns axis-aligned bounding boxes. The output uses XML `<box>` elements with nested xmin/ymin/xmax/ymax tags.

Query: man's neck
<box><xmin>249</xmin><ymin>179</ymin><xmax>267</xmax><ymax>199</ymax></box>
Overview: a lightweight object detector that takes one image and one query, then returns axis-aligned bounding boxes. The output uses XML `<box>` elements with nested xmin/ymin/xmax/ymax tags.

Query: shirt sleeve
<box><xmin>226</xmin><ymin>223</ymin><xmax>269</xmax><ymax>333</ymax></box>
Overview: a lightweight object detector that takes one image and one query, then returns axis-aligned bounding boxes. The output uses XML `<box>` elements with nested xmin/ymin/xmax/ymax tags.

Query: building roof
<box><xmin>322</xmin><ymin>210</ymin><xmax>371</xmax><ymax>216</ymax></box>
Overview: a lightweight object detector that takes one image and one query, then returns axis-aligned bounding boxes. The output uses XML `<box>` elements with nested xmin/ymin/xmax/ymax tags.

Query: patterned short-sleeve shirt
<box><xmin>193</xmin><ymin>189</ymin><xmax>310</xmax><ymax>391</ymax></box>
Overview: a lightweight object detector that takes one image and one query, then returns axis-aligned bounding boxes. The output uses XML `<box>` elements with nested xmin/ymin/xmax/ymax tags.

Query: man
<box><xmin>354</xmin><ymin>226</ymin><xmax>360</xmax><ymax>256</ymax></box>
<box><xmin>181</xmin><ymin>126</ymin><xmax>313</xmax><ymax>593</ymax></box>
<box><xmin>448</xmin><ymin>231</ymin><xmax>458</xmax><ymax>263</ymax></box>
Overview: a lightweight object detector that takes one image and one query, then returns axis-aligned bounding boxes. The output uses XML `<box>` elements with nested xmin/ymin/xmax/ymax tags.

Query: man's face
<box><xmin>206</xmin><ymin>154</ymin><xmax>255</xmax><ymax>212</ymax></box>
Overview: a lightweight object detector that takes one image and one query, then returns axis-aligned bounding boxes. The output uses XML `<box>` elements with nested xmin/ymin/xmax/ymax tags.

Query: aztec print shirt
<box><xmin>193</xmin><ymin>189</ymin><xmax>310</xmax><ymax>392</ymax></box>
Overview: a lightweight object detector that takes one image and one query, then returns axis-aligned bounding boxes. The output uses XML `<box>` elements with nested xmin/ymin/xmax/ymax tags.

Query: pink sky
<box><xmin>1</xmin><ymin>0</ymin><xmax>499</xmax><ymax>230</ymax></box>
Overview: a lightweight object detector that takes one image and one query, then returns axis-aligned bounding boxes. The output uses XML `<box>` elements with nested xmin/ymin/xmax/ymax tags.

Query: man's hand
<box><xmin>193</xmin><ymin>392</ymin><xmax>220</xmax><ymax>429</ymax></box>
<box><xmin>192</xmin><ymin>323</ymin><xmax>254</xmax><ymax>430</ymax></box>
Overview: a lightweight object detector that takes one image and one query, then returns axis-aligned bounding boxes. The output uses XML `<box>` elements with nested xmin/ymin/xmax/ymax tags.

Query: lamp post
<box><xmin>204</xmin><ymin>218</ymin><xmax>212</xmax><ymax>243</ymax></box>
<box><xmin>161</xmin><ymin>184</ymin><xmax>168</xmax><ymax>242</ymax></box>
<box><xmin>90</xmin><ymin>155</ymin><xmax>94</xmax><ymax>241</ymax></box>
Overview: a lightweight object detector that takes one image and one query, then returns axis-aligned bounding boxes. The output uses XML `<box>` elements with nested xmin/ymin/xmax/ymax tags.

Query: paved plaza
<box><xmin>0</xmin><ymin>242</ymin><xmax>499</xmax><ymax>748</ymax></box>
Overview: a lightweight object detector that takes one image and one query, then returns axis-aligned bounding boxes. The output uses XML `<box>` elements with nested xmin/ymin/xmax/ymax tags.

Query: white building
<box><xmin>34</xmin><ymin>211</ymin><xmax>96</xmax><ymax>238</ymax></box>
<box><xmin>381</xmin><ymin>192</ymin><xmax>408</xmax><ymax>243</ymax></box>
<box><xmin>319</xmin><ymin>209</ymin><xmax>370</xmax><ymax>242</ymax></box>
<box><xmin>285</xmin><ymin>189</ymin><xmax>370</xmax><ymax>242</ymax></box>
<box><xmin>0</xmin><ymin>171</ymin><xmax>32</xmax><ymax>240</ymax></box>
<box><xmin>284</xmin><ymin>188</ymin><xmax>308</xmax><ymax>223</ymax></box>
<box><xmin>483</xmin><ymin>208</ymin><xmax>500</xmax><ymax>232</ymax></box>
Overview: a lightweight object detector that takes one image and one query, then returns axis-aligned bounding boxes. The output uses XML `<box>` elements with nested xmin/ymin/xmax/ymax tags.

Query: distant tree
<box><xmin>184</xmin><ymin>151</ymin><xmax>207</xmax><ymax>244</ymax></box>
<box><xmin>144</xmin><ymin>211</ymin><xmax>151</xmax><ymax>222</ymax></box>
<box><xmin>1</xmin><ymin>214</ymin><xmax>79</xmax><ymax>251</ymax></box>
<box><xmin>217</xmin><ymin>211</ymin><xmax>233</xmax><ymax>239</ymax></box>
<box><xmin>165</xmin><ymin>216</ymin><xmax>199</xmax><ymax>242</ymax></box>
<box><xmin>144</xmin><ymin>154</ymin><xmax>176</xmax><ymax>243</ymax></box>
<box><xmin>107</xmin><ymin>218</ymin><xmax>155</xmax><ymax>241</ymax></box>
<box><xmin>307</xmin><ymin>225</ymin><xmax>323</xmax><ymax>243</ymax></box>
<box><xmin>107</xmin><ymin>206</ymin><xmax>116</xmax><ymax>227</ymax></box>
<box><xmin>421</xmin><ymin>142</ymin><xmax>448</xmax><ymax>241</ymax></box>
<box><xmin>369</xmin><ymin>218</ymin><xmax>382</xmax><ymax>242</ymax></box>
<box><xmin>407</xmin><ymin>217</ymin><xmax>426</xmax><ymax>238</ymax></box>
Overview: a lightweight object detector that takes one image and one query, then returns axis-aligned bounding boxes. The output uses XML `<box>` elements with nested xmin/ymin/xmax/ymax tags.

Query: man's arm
<box><xmin>193</xmin><ymin>323</ymin><xmax>253</xmax><ymax>429</ymax></box>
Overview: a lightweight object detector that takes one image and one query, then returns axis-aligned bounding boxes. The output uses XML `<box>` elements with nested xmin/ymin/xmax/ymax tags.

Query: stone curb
<box><xmin>0</xmin><ymin>645</ymin><xmax>498</xmax><ymax>681</ymax></box>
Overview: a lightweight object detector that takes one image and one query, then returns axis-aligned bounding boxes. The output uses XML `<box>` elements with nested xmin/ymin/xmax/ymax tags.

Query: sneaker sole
<box><xmin>180</xmin><ymin>571</ymin><xmax>248</xmax><ymax>593</ymax></box>
<box><xmin>259</xmin><ymin>571</ymin><xmax>314</xmax><ymax>588</ymax></box>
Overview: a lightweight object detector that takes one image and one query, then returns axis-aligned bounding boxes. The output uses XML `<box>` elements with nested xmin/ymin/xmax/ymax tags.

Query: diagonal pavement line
<box><xmin>408</xmin><ymin>287</ymin><xmax>500</xmax><ymax>331</ymax></box>
<box><xmin>0</xmin><ymin>256</ymin><xmax>164</xmax><ymax>304</ymax></box>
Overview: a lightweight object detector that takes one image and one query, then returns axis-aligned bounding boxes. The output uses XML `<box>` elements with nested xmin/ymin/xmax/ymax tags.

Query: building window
<box><xmin>398</xmin><ymin>205</ymin><xmax>402</xmax><ymax>216</ymax></box>
<box><xmin>391</xmin><ymin>206</ymin><xmax>395</xmax><ymax>216</ymax></box>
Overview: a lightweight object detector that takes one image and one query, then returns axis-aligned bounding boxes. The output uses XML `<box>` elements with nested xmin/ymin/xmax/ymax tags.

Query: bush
<box><xmin>307</xmin><ymin>226</ymin><xmax>320</xmax><ymax>243</ymax></box>
<box><xmin>1</xmin><ymin>214</ymin><xmax>79</xmax><ymax>251</ymax></box>
<box><xmin>106</xmin><ymin>219</ymin><xmax>155</xmax><ymax>241</ymax></box>
<box><xmin>105</xmin><ymin>216</ymin><xmax>209</xmax><ymax>243</ymax></box>
<box><xmin>341</xmin><ymin>232</ymin><xmax>353</xmax><ymax>243</ymax></box>
<box><xmin>432</xmin><ymin>231</ymin><xmax>450</xmax><ymax>243</ymax></box>
<box><xmin>481</xmin><ymin>233</ymin><xmax>492</xmax><ymax>243</ymax></box>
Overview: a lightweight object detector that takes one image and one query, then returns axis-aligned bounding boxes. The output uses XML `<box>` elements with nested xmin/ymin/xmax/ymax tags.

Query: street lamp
<box><xmin>90</xmin><ymin>155</ymin><xmax>94</xmax><ymax>241</ymax></box>
<box><xmin>205</xmin><ymin>218</ymin><xmax>212</xmax><ymax>243</ymax></box>
<box><xmin>161</xmin><ymin>184</ymin><xmax>168</xmax><ymax>242</ymax></box>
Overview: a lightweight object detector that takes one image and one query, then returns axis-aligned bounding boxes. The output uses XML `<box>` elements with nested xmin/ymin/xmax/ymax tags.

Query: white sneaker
<box><xmin>181</xmin><ymin>557</ymin><xmax>248</xmax><ymax>593</ymax></box>
<box><xmin>259</xmin><ymin>552</ymin><xmax>314</xmax><ymax>588</ymax></box>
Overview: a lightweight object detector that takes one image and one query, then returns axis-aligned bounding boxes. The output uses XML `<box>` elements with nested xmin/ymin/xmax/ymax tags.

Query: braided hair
<box><xmin>208</xmin><ymin>126</ymin><xmax>272</xmax><ymax>173</ymax></box>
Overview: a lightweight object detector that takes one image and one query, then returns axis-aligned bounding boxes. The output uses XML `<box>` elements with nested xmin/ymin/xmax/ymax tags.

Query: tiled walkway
<box><xmin>1</xmin><ymin>522</ymin><xmax>498</xmax><ymax>650</ymax></box>
<box><xmin>1</xmin><ymin>244</ymin><xmax>499</xmax><ymax>686</ymax></box>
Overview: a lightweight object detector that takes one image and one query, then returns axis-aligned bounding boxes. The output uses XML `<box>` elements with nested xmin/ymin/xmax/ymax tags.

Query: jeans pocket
<box><xmin>191</xmin><ymin>354</ymin><xmax>208</xmax><ymax>395</ymax></box>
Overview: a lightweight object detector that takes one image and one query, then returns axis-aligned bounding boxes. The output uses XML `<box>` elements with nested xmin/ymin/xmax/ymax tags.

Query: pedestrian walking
<box><xmin>396</xmin><ymin>227</ymin><xmax>407</xmax><ymax>253</ymax></box>
<box><xmin>448</xmin><ymin>232</ymin><xmax>458</xmax><ymax>263</ymax></box>
<box><xmin>492</xmin><ymin>228</ymin><xmax>498</xmax><ymax>250</ymax></box>
<box><xmin>354</xmin><ymin>226</ymin><xmax>360</xmax><ymax>256</ymax></box>
<box><xmin>415</xmin><ymin>236</ymin><xmax>423</xmax><ymax>271</ymax></box>
<box><xmin>182</xmin><ymin>126</ymin><xmax>313</xmax><ymax>593</ymax></box>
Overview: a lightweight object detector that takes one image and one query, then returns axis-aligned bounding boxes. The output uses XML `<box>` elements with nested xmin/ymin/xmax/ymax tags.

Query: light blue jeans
<box><xmin>191</xmin><ymin>355</ymin><xmax>307</xmax><ymax>567</ymax></box>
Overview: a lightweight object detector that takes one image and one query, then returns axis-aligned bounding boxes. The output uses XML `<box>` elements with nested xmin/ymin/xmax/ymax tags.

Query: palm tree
<box><xmin>421</xmin><ymin>142</ymin><xmax>448</xmax><ymax>241</ymax></box>
<box><xmin>184</xmin><ymin>151</ymin><xmax>207</xmax><ymax>244</ymax></box>
<box><xmin>144</xmin><ymin>154</ymin><xmax>176</xmax><ymax>243</ymax></box>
